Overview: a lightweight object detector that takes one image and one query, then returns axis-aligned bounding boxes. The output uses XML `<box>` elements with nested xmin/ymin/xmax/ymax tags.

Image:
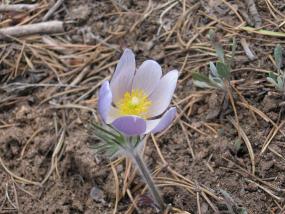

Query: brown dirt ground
<box><xmin>1</xmin><ymin>0</ymin><xmax>285</xmax><ymax>213</ymax></box>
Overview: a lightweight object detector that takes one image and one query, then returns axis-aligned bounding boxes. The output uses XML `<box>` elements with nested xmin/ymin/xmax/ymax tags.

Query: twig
<box><xmin>42</xmin><ymin>0</ymin><xmax>65</xmax><ymax>21</ymax></box>
<box><xmin>0</xmin><ymin>4</ymin><xmax>38</xmax><ymax>12</ymax></box>
<box><xmin>0</xmin><ymin>21</ymin><xmax>64</xmax><ymax>40</ymax></box>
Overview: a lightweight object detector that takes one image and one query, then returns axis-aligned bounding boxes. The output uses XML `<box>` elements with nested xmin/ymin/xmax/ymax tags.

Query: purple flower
<box><xmin>98</xmin><ymin>49</ymin><xmax>178</xmax><ymax>136</ymax></box>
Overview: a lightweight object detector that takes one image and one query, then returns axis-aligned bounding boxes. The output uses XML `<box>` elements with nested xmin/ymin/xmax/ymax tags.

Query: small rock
<box><xmin>90</xmin><ymin>186</ymin><xmax>105</xmax><ymax>203</ymax></box>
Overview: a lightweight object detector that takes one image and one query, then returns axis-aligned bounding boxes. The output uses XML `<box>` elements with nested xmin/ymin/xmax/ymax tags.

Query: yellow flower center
<box><xmin>117</xmin><ymin>89</ymin><xmax>152</xmax><ymax>118</ymax></box>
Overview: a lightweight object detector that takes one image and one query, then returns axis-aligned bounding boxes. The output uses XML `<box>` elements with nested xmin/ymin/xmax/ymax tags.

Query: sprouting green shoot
<box><xmin>266</xmin><ymin>44</ymin><xmax>284</xmax><ymax>93</ymax></box>
<box><xmin>192</xmin><ymin>30</ymin><xmax>233</xmax><ymax>90</ymax></box>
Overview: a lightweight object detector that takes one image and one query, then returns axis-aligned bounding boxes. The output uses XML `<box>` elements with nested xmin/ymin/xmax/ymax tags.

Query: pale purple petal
<box><xmin>98</xmin><ymin>81</ymin><xmax>112</xmax><ymax>123</ymax></box>
<box><xmin>105</xmin><ymin>106</ymin><xmax>120</xmax><ymax>124</ymax></box>
<box><xmin>112</xmin><ymin>116</ymin><xmax>146</xmax><ymax>136</ymax></box>
<box><xmin>110</xmin><ymin>49</ymin><xmax>136</xmax><ymax>103</ymax></box>
<box><xmin>145</xmin><ymin>107</ymin><xmax>176</xmax><ymax>134</ymax></box>
<box><xmin>147</xmin><ymin>70</ymin><xmax>178</xmax><ymax>117</ymax></box>
<box><xmin>132</xmin><ymin>60</ymin><xmax>162</xmax><ymax>95</ymax></box>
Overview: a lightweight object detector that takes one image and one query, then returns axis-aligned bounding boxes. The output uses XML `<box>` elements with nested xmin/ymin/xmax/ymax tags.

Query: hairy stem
<box><xmin>130</xmin><ymin>151</ymin><xmax>165</xmax><ymax>211</ymax></box>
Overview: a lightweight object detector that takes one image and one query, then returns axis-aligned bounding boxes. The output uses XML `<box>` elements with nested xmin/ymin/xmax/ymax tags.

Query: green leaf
<box><xmin>216</xmin><ymin>61</ymin><xmax>230</xmax><ymax>79</ymax></box>
<box><xmin>208</xmin><ymin>30</ymin><xmax>225</xmax><ymax>62</ymax></box>
<box><xmin>274</xmin><ymin>44</ymin><xmax>283</xmax><ymax>70</ymax></box>
<box><xmin>266</xmin><ymin>77</ymin><xmax>277</xmax><ymax>87</ymax></box>
<box><xmin>238</xmin><ymin>207</ymin><xmax>248</xmax><ymax>214</ymax></box>
<box><xmin>214</xmin><ymin>44</ymin><xmax>225</xmax><ymax>63</ymax></box>
<box><xmin>192</xmin><ymin>72</ymin><xmax>217</xmax><ymax>89</ymax></box>
<box><xmin>268</xmin><ymin>71</ymin><xmax>277</xmax><ymax>80</ymax></box>
<box><xmin>277</xmin><ymin>76</ymin><xmax>284</xmax><ymax>90</ymax></box>
<box><xmin>192</xmin><ymin>72</ymin><xmax>211</xmax><ymax>82</ymax></box>
<box><xmin>89</xmin><ymin>122</ymin><xmax>128</xmax><ymax>157</ymax></box>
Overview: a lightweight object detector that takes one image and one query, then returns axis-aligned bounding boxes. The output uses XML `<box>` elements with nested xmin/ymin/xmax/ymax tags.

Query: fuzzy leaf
<box><xmin>192</xmin><ymin>72</ymin><xmax>216</xmax><ymax>88</ymax></box>
<box><xmin>192</xmin><ymin>72</ymin><xmax>211</xmax><ymax>83</ymax></box>
<box><xmin>208</xmin><ymin>30</ymin><xmax>225</xmax><ymax>62</ymax></box>
<box><xmin>274</xmin><ymin>44</ymin><xmax>283</xmax><ymax>70</ymax></box>
<box><xmin>277</xmin><ymin>76</ymin><xmax>283</xmax><ymax>90</ymax></box>
<box><xmin>89</xmin><ymin>122</ymin><xmax>127</xmax><ymax>157</ymax></box>
<box><xmin>209</xmin><ymin>61</ymin><xmax>218</xmax><ymax>77</ymax></box>
<box><xmin>238</xmin><ymin>208</ymin><xmax>248</xmax><ymax>214</ymax></box>
<box><xmin>209</xmin><ymin>75</ymin><xmax>224</xmax><ymax>89</ymax></box>
<box><xmin>268</xmin><ymin>71</ymin><xmax>277</xmax><ymax>81</ymax></box>
<box><xmin>216</xmin><ymin>62</ymin><xmax>230</xmax><ymax>79</ymax></box>
<box><xmin>214</xmin><ymin>44</ymin><xmax>225</xmax><ymax>63</ymax></box>
<box><xmin>193</xmin><ymin>80</ymin><xmax>214</xmax><ymax>89</ymax></box>
<box><xmin>266</xmin><ymin>77</ymin><xmax>278</xmax><ymax>87</ymax></box>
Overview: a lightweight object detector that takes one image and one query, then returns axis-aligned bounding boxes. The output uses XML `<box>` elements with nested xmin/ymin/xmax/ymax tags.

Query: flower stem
<box><xmin>130</xmin><ymin>151</ymin><xmax>165</xmax><ymax>211</ymax></box>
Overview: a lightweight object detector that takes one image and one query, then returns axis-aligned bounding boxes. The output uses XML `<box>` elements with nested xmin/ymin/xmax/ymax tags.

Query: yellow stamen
<box><xmin>117</xmin><ymin>89</ymin><xmax>152</xmax><ymax>118</ymax></box>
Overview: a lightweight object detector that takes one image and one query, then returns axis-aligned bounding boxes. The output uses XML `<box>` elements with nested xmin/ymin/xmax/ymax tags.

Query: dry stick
<box><xmin>245</xmin><ymin>0</ymin><xmax>262</xmax><ymax>27</ymax></box>
<box><xmin>0</xmin><ymin>4</ymin><xmax>38</xmax><ymax>12</ymax></box>
<box><xmin>42</xmin><ymin>0</ymin><xmax>65</xmax><ymax>21</ymax></box>
<box><xmin>0</xmin><ymin>21</ymin><xmax>64</xmax><ymax>40</ymax></box>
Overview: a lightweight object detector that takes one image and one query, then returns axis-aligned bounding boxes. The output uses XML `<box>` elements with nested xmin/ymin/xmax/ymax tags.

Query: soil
<box><xmin>1</xmin><ymin>0</ymin><xmax>285</xmax><ymax>213</ymax></box>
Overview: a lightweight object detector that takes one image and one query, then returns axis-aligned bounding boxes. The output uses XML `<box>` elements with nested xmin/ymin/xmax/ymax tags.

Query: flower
<box><xmin>98</xmin><ymin>49</ymin><xmax>178</xmax><ymax>136</ymax></box>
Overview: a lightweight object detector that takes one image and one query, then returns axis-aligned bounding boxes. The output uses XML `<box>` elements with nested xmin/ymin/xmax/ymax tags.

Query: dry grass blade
<box><xmin>41</xmin><ymin>129</ymin><xmax>65</xmax><ymax>185</ymax></box>
<box><xmin>228</xmin><ymin>117</ymin><xmax>255</xmax><ymax>174</ymax></box>
<box><xmin>244</xmin><ymin>178</ymin><xmax>282</xmax><ymax>201</ymax></box>
<box><xmin>240</xmin><ymin>26</ymin><xmax>285</xmax><ymax>37</ymax></box>
<box><xmin>42</xmin><ymin>0</ymin><xmax>65</xmax><ymax>21</ymax></box>
<box><xmin>111</xmin><ymin>163</ymin><xmax>120</xmax><ymax>214</ymax></box>
<box><xmin>260</xmin><ymin>120</ymin><xmax>285</xmax><ymax>155</ymax></box>
<box><xmin>237</xmin><ymin>101</ymin><xmax>285</xmax><ymax>137</ymax></box>
<box><xmin>0</xmin><ymin>157</ymin><xmax>41</xmax><ymax>186</ymax></box>
<box><xmin>20</xmin><ymin>127</ymin><xmax>45</xmax><ymax>159</ymax></box>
